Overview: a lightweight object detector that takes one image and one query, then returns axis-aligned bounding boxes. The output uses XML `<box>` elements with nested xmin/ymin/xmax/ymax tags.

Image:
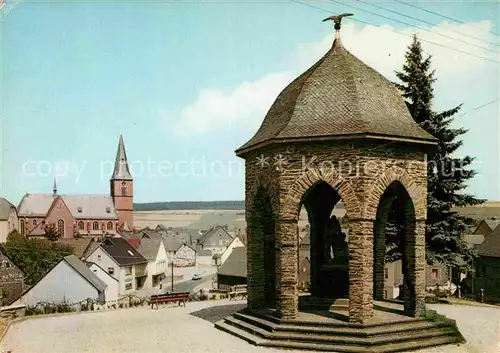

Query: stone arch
<box><xmin>248</xmin><ymin>172</ymin><xmax>279</xmax><ymax>217</ymax></box>
<box><xmin>363</xmin><ymin>166</ymin><xmax>426</xmax><ymax>221</ymax></box>
<box><xmin>282</xmin><ymin>168</ymin><xmax>361</xmax><ymax>221</ymax></box>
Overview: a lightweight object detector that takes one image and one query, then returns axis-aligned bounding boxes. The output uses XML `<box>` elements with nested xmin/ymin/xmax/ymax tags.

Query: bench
<box><xmin>149</xmin><ymin>292</ymin><xmax>190</xmax><ymax>309</ymax></box>
<box><xmin>228</xmin><ymin>285</ymin><xmax>247</xmax><ymax>300</ymax></box>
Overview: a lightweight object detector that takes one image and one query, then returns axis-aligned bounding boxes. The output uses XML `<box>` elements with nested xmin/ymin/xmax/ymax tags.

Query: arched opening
<box><xmin>373</xmin><ymin>181</ymin><xmax>416</xmax><ymax>313</ymax></box>
<box><xmin>92</xmin><ymin>221</ymin><xmax>99</xmax><ymax>231</ymax></box>
<box><xmin>20</xmin><ymin>220</ymin><xmax>25</xmax><ymax>236</ymax></box>
<box><xmin>250</xmin><ymin>186</ymin><xmax>276</xmax><ymax>309</ymax></box>
<box><xmin>107</xmin><ymin>221</ymin><xmax>114</xmax><ymax>230</ymax></box>
<box><xmin>299</xmin><ymin>181</ymin><xmax>349</xmax><ymax>300</ymax></box>
<box><xmin>78</xmin><ymin>221</ymin><xmax>85</xmax><ymax>230</ymax></box>
<box><xmin>57</xmin><ymin>219</ymin><xmax>65</xmax><ymax>237</ymax></box>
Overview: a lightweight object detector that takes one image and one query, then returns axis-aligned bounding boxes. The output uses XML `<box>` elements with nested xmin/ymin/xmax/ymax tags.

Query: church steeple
<box><xmin>111</xmin><ymin>135</ymin><xmax>133</xmax><ymax>181</ymax></box>
<box><xmin>53</xmin><ymin>177</ymin><xmax>58</xmax><ymax>197</ymax></box>
<box><xmin>110</xmin><ymin>135</ymin><xmax>134</xmax><ymax>231</ymax></box>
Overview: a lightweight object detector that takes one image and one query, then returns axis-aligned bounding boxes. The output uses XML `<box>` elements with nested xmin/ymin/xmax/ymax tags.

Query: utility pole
<box><xmin>171</xmin><ymin>260</ymin><xmax>174</xmax><ymax>293</ymax></box>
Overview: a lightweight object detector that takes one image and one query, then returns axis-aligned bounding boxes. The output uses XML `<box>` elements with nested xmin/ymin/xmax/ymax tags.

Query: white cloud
<box><xmin>168</xmin><ymin>20</ymin><xmax>497</xmax><ymax>137</ymax></box>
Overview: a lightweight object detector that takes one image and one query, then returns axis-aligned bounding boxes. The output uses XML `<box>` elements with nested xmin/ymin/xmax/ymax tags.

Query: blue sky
<box><xmin>1</xmin><ymin>0</ymin><xmax>499</xmax><ymax>204</ymax></box>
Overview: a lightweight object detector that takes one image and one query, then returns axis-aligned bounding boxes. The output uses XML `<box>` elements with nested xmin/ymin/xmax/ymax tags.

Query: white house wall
<box><xmin>220</xmin><ymin>237</ymin><xmax>244</xmax><ymax>265</ymax></box>
<box><xmin>175</xmin><ymin>245</ymin><xmax>196</xmax><ymax>266</ymax></box>
<box><xmin>14</xmin><ymin>261</ymin><xmax>101</xmax><ymax>306</ymax></box>
<box><xmin>89</xmin><ymin>263</ymin><xmax>119</xmax><ymax>302</ymax></box>
<box><xmin>86</xmin><ymin>247</ymin><xmax>136</xmax><ymax>296</ymax></box>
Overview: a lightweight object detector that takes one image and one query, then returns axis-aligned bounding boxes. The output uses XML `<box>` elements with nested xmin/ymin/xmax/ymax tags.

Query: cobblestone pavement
<box><xmin>1</xmin><ymin>301</ymin><xmax>498</xmax><ymax>353</ymax></box>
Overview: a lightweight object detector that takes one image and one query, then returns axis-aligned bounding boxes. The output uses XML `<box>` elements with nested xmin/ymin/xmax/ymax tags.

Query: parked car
<box><xmin>192</xmin><ymin>273</ymin><xmax>203</xmax><ymax>280</ymax></box>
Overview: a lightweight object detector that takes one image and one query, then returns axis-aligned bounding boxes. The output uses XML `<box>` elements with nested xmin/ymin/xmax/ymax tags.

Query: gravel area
<box><xmin>1</xmin><ymin>301</ymin><xmax>498</xmax><ymax>353</ymax></box>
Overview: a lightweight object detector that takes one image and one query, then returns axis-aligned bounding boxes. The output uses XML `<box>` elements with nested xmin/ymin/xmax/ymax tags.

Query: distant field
<box><xmin>453</xmin><ymin>201</ymin><xmax>500</xmax><ymax>221</ymax></box>
<box><xmin>133</xmin><ymin>205</ymin><xmax>346</xmax><ymax>231</ymax></box>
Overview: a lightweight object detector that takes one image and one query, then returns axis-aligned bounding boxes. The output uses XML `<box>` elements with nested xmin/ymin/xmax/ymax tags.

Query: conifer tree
<box><xmin>393</xmin><ymin>34</ymin><xmax>484</xmax><ymax>270</ymax></box>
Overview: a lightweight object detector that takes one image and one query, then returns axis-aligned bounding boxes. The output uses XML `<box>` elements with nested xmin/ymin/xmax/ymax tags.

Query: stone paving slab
<box><xmin>1</xmin><ymin>301</ymin><xmax>498</xmax><ymax>353</ymax></box>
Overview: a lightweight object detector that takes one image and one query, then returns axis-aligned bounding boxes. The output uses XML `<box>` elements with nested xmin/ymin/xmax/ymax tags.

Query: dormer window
<box><xmin>77</xmin><ymin>206</ymin><xmax>82</xmax><ymax>213</ymax></box>
<box><xmin>106</xmin><ymin>207</ymin><xmax>111</xmax><ymax>213</ymax></box>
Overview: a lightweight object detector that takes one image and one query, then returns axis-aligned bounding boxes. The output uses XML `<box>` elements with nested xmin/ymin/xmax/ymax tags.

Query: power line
<box><xmin>456</xmin><ymin>100</ymin><xmax>498</xmax><ymax>117</ymax></box>
<box><xmin>393</xmin><ymin>0</ymin><xmax>500</xmax><ymax>38</ymax></box>
<box><xmin>356</xmin><ymin>0</ymin><xmax>500</xmax><ymax>50</ymax></box>
<box><xmin>326</xmin><ymin>0</ymin><xmax>500</xmax><ymax>56</ymax></box>
<box><xmin>290</xmin><ymin>0</ymin><xmax>499</xmax><ymax>64</ymax></box>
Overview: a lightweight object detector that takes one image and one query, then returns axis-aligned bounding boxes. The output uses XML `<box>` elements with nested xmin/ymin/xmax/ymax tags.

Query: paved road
<box><xmin>163</xmin><ymin>274</ymin><xmax>213</xmax><ymax>294</ymax></box>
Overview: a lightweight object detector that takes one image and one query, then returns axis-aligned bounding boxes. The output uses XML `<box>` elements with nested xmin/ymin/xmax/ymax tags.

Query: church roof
<box><xmin>18</xmin><ymin>193</ymin><xmax>118</xmax><ymax>219</ymax></box>
<box><xmin>0</xmin><ymin>198</ymin><xmax>16</xmax><ymax>221</ymax></box>
<box><xmin>236</xmin><ymin>28</ymin><xmax>436</xmax><ymax>156</ymax></box>
<box><xmin>111</xmin><ymin>135</ymin><xmax>133</xmax><ymax>181</ymax></box>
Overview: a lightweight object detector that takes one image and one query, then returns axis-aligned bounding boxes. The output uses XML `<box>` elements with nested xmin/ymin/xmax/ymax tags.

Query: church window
<box><xmin>20</xmin><ymin>220</ymin><xmax>25</xmax><ymax>236</ymax></box>
<box><xmin>57</xmin><ymin>219</ymin><xmax>65</xmax><ymax>237</ymax></box>
<box><xmin>33</xmin><ymin>220</ymin><xmax>37</xmax><ymax>226</ymax></box>
<box><xmin>107</xmin><ymin>221</ymin><xmax>113</xmax><ymax>230</ymax></box>
<box><xmin>92</xmin><ymin>221</ymin><xmax>99</xmax><ymax>231</ymax></box>
<box><xmin>78</xmin><ymin>221</ymin><xmax>85</xmax><ymax>230</ymax></box>
<box><xmin>121</xmin><ymin>182</ymin><xmax>127</xmax><ymax>196</ymax></box>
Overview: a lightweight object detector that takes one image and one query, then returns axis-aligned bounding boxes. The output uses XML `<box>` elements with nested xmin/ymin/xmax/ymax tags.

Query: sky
<box><xmin>1</xmin><ymin>0</ymin><xmax>499</xmax><ymax>204</ymax></box>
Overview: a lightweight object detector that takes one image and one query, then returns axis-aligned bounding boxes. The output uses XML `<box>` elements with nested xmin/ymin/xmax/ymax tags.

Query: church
<box><xmin>17</xmin><ymin>135</ymin><xmax>134</xmax><ymax>239</ymax></box>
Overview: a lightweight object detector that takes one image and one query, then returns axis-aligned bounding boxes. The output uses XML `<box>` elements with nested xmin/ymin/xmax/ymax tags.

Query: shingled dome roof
<box><xmin>236</xmin><ymin>31</ymin><xmax>436</xmax><ymax>156</ymax></box>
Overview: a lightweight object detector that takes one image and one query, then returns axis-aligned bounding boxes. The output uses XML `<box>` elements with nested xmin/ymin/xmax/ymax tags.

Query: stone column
<box><xmin>348</xmin><ymin>219</ymin><xmax>374</xmax><ymax>324</ymax></box>
<box><xmin>373</xmin><ymin>218</ymin><xmax>386</xmax><ymax>300</ymax></box>
<box><xmin>403</xmin><ymin>219</ymin><xmax>426</xmax><ymax>317</ymax></box>
<box><xmin>276</xmin><ymin>219</ymin><xmax>299</xmax><ymax>319</ymax></box>
<box><xmin>246</xmin><ymin>214</ymin><xmax>265</xmax><ymax>310</ymax></box>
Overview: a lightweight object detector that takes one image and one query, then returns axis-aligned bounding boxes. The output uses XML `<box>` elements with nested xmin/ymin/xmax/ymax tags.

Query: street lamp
<box><xmin>215</xmin><ymin>255</ymin><xmax>221</xmax><ymax>290</ymax></box>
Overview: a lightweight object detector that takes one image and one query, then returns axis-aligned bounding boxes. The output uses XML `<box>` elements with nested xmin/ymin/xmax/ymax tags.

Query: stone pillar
<box><xmin>309</xmin><ymin>212</ymin><xmax>328</xmax><ymax>297</ymax></box>
<box><xmin>373</xmin><ymin>218</ymin><xmax>386</xmax><ymax>300</ymax></box>
<box><xmin>276</xmin><ymin>219</ymin><xmax>298</xmax><ymax>319</ymax></box>
<box><xmin>246</xmin><ymin>214</ymin><xmax>265</xmax><ymax>310</ymax></box>
<box><xmin>403</xmin><ymin>219</ymin><xmax>426</xmax><ymax>317</ymax></box>
<box><xmin>348</xmin><ymin>219</ymin><xmax>374</xmax><ymax>324</ymax></box>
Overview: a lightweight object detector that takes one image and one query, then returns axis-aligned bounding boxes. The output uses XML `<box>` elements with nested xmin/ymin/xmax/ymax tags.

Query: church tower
<box><xmin>110</xmin><ymin>135</ymin><xmax>134</xmax><ymax>230</ymax></box>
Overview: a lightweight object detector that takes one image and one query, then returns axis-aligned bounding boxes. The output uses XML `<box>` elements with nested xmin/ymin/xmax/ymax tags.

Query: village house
<box><xmin>87</xmin><ymin>262</ymin><xmax>120</xmax><ymax>302</ymax></box>
<box><xmin>13</xmin><ymin>255</ymin><xmax>106</xmax><ymax>307</ymax></box>
<box><xmin>196</xmin><ymin>225</ymin><xmax>233</xmax><ymax>255</ymax></box>
<box><xmin>0</xmin><ymin>246</ymin><xmax>25</xmax><ymax>306</ymax></box>
<box><xmin>85</xmin><ymin>237</ymin><xmax>148</xmax><ymax>295</ymax></box>
<box><xmin>56</xmin><ymin>238</ymin><xmax>97</xmax><ymax>260</ymax></box>
<box><xmin>137</xmin><ymin>238</ymin><xmax>168</xmax><ymax>288</ymax></box>
<box><xmin>165</xmin><ymin>240</ymin><xmax>196</xmax><ymax>267</ymax></box>
<box><xmin>468</xmin><ymin>232</ymin><xmax>500</xmax><ymax>302</ymax></box>
<box><xmin>219</xmin><ymin>233</ymin><xmax>245</xmax><ymax>266</ymax></box>
<box><xmin>473</xmin><ymin>219</ymin><xmax>500</xmax><ymax>237</ymax></box>
<box><xmin>16</xmin><ymin>135</ymin><xmax>134</xmax><ymax>238</ymax></box>
<box><xmin>217</xmin><ymin>247</ymin><xmax>247</xmax><ymax>290</ymax></box>
<box><xmin>0</xmin><ymin>198</ymin><xmax>18</xmax><ymax>243</ymax></box>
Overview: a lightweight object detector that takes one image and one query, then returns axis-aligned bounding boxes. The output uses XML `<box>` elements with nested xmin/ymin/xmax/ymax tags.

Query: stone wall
<box><xmin>0</xmin><ymin>251</ymin><xmax>25</xmax><ymax>306</ymax></box>
<box><xmin>243</xmin><ymin>140</ymin><xmax>428</xmax><ymax>323</ymax></box>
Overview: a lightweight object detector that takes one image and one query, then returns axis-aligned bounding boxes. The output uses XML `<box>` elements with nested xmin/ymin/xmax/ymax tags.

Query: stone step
<box><xmin>245</xmin><ymin>309</ymin><xmax>429</xmax><ymax>328</ymax></box>
<box><xmin>224</xmin><ymin>315</ymin><xmax>459</xmax><ymax>346</ymax></box>
<box><xmin>214</xmin><ymin>320</ymin><xmax>264</xmax><ymax>346</ymax></box>
<box><xmin>235</xmin><ymin>311</ymin><xmax>446</xmax><ymax>336</ymax></box>
<box><xmin>260</xmin><ymin>335</ymin><xmax>462</xmax><ymax>353</ymax></box>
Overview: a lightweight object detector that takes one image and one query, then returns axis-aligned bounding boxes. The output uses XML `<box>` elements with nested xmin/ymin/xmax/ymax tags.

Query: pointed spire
<box><xmin>53</xmin><ymin>177</ymin><xmax>58</xmax><ymax>197</ymax></box>
<box><xmin>111</xmin><ymin>135</ymin><xmax>133</xmax><ymax>181</ymax></box>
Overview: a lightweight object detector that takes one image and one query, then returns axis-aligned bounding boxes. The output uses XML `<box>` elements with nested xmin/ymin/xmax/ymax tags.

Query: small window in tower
<box><xmin>106</xmin><ymin>207</ymin><xmax>111</xmax><ymax>213</ymax></box>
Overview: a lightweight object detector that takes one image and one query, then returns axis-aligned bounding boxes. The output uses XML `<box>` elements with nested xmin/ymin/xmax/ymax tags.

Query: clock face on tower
<box><xmin>122</xmin><ymin>181</ymin><xmax>126</xmax><ymax>186</ymax></box>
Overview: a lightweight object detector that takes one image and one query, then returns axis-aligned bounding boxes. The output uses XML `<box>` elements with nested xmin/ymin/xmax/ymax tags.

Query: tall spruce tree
<box><xmin>392</xmin><ymin>34</ymin><xmax>485</xmax><ymax>270</ymax></box>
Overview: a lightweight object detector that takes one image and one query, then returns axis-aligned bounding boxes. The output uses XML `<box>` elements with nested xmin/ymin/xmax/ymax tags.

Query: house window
<box><xmin>384</xmin><ymin>290</ymin><xmax>388</xmax><ymax>299</ymax></box>
<box><xmin>78</xmin><ymin>221</ymin><xmax>85</xmax><ymax>230</ymax></box>
<box><xmin>97</xmin><ymin>255</ymin><xmax>101</xmax><ymax>261</ymax></box>
<box><xmin>107</xmin><ymin>221</ymin><xmax>113</xmax><ymax>230</ymax></box>
<box><xmin>57</xmin><ymin>219</ymin><xmax>65</xmax><ymax>237</ymax></box>
<box><xmin>108</xmin><ymin>267</ymin><xmax>114</xmax><ymax>275</ymax></box>
<box><xmin>125</xmin><ymin>266</ymin><xmax>132</xmax><ymax>276</ymax></box>
<box><xmin>33</xmin><ymin>219</ymin><xmax>37</xmax><ymax>226</ymax></box>
<box><xmin>125</xmin><ymin>283</ymin><xmax>133</xmax><ymax>290</ymax></box>
<box><xmin>5</xmin><ymin>262</ymin><xmax>10</xmax><ymax>269</ymax></box>
<box><xmin>20</xmin><ymin>220</ymin><xmax>25</xmax><ymax>236</ymax></box>
<box><xmin>480</xmin><ymin>265</ymin><xmax>487</xmax><ymax>277</ymax></box>
<box><xmin>431</xmin><ymin>268</ymin><xmax>439</xmax><ymax>279</ymax></box>
<box><xmin>92</xmin><ymin>221</ymin><xmax>99</xmax><ymax>231</ymax></box>
<box><xmin>384</xmin><ymin>267</ymin><xmax>389</xmax><ymax>279</ymax></box>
